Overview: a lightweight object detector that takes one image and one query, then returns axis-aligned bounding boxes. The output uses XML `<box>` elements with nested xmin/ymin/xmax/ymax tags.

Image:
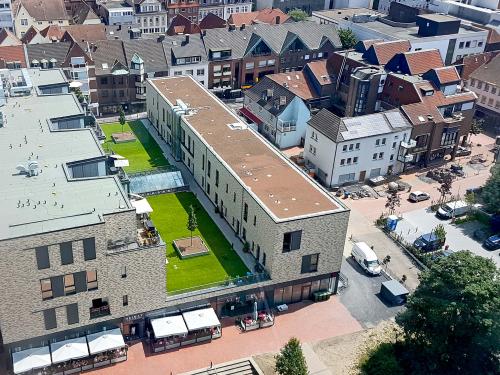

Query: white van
<box><xmin>351</xmin><ymin>242</ymin><xmax>382</xmax><ymax>276</ymax></box>
<box><xmin>436</xmin><ymin>200</ymin><xmax>469</xmax><ymax>219</ymax></box>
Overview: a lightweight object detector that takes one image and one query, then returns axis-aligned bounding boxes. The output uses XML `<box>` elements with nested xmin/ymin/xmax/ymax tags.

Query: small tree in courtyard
<box><xmin>437</xmin><ymin>173</ymin><xmax>453</xmax><ymax>203</ymax></box>
<box><xmin>287</xmin><ymin>8</ymin><xmax>308</xmax><ymax>22</ymax></box>
<box><xmin>482</xmin><ymin>164</ymin><xmax>500</xmax><ymax>214</ymax></box>
<box><xmin>187</xmin><ymin>204</ymin><xmax>198</xmax><ymax>246</ymax></box>
<box><xmin>433</xmin><ymin>224</ymin><xmax>446</xmax><ymax>244</ymax></box>
<box><xmin>338</xmin><ymin>28</ymin><xmax>357</xmax><ymax>49</ymax></box>
<box><xmin>385</xmin><ymin>190</ymin><xmax>401</xmax><ymax>215</ymax></box>
<box><xmin>119</xmin><ymin>107</ymin><xmax>126</xmax><ymax>133</ymax></box>
<box><xmin>275</xmin><ymin>337</ymin><xmax>308</xmax><ymax>375</ymax></box>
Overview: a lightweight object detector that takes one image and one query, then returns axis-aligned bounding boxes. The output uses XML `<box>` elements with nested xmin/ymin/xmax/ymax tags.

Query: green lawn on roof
<box><xmin>101</xmin><ymin>120</ymin><xmax>168</xmax><ymax>173</ymax></box>
<box><xmin>148</xmin><ymin>192</ymin><xmax>249</xmax><ymax>293</ymax></box>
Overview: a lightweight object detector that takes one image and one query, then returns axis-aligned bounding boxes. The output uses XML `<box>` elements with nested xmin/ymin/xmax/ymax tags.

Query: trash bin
<box><xmin>386</xmin><ymin>215</ymin><xmax>398</xmax><ymax>231</ymax></box>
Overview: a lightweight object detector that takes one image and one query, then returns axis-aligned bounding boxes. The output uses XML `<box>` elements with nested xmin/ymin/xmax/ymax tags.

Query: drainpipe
<box><xmin>329</xmin><ymin>142</ymin><xmax>339</xmax><ymax>188</ymax></box>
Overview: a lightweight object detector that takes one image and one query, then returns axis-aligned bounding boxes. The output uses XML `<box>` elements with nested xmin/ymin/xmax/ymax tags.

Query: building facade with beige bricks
<box><xmin>146</xmin><ymin>76</ymin><xmax>349</xmax><ymax>310</ymax></box>
<box><xmin>0</xmin><ymin>68</ymin><xmax>166</xmax><ymax>358</ymax></box>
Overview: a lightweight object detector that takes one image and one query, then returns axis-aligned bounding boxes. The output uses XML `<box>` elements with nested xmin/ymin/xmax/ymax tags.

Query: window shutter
<box><xmin>66</xmin><ymin>303</ymin><xmax>79</xmax><ymax>325</ymax></box>
<box><xmin>83</xmin><ymin>238</ymin><xmax>96</xmax><ymax>260</ymax></box>
<box><xmin>51</xmin><ymin>276</ymin><xmax>64</xmax><ymax>297</ymax></box>
<box><xmin>291</xmin><ymin>231</ymin><xmax>302</xmax><ymax>251</ymax></box>
<box><xmin>35</xmin><ymin>246</ymin><xmax>50</xmax><ymax>269</ymax></box>
<box><xmin>301</xmin><ymin>255</ymin><xmax>310</xmax><ymax>274</ymax></box>
<box><xmin>74</xmin><ymin>271</ymin><xmax>87</xmax><ymax>293</ymax></box>
<box><xmin>60</xmin><ymin>242</ymin><xmax>73</xmax><ymax>265</ymax></box>
<box><xmin>43</xmin><ymin>309</ymin><xmax>57</xmax><ymax>330</ymax></box>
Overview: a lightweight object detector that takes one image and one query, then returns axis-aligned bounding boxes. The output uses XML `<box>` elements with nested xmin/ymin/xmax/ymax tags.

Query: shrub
<box><xmin>359</xmin><ymin>342</ymin><xmax>404</xmax><ymax>375</ymax></box>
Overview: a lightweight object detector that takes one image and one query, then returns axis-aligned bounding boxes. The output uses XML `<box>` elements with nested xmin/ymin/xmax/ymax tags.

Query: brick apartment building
<box><xmin>202</xmin><ymin>22</ymin><xmax>342</xmax><ymax>92</ymax></box>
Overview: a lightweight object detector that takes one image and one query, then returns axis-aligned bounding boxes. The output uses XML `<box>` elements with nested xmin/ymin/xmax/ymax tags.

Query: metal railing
<box><xmin>166</xmin><ymin>271</ymin><xmax>270</xmax><ymax>299</ymax></box>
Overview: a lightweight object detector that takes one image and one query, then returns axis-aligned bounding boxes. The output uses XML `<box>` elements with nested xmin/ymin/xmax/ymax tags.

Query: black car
<box><xmin>413</xmin><ymin>233</ymin><xmax>444</xmax><ymax>252</ymax></box>
<box><xmin>483</xmin><ymin>235</ymin><xmax>500</xmax><ymax>250</ymax></box>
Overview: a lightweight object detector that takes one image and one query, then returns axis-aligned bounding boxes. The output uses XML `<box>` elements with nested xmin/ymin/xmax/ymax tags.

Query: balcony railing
<box><xmin>90</xmin><ymin>305</ymin><xmax>110</xmax><ymax>319</ymax></box>
<box><xmin>400</xmin><ymin>139</ymin><xmax>417</xmax><ymax>149</ymax></box>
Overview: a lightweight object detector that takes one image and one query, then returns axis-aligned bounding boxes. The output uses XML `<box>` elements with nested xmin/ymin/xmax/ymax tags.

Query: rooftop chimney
<box><xmin>185</xmin><ymin>34</ymin><xmax>190</xmax><ymax>44</ymax></box>
<box><xmin>229</xmin><ymin>24</ymin><xmax>236</xmax><ymax>31</ymax></box>
<box><xmin>276</xmin><ymin>16</ymin><xmax>280</xmax><ymax>24</ymax></box>
<box><xmin>240</xmin><ymin>23</ymin><xmax>246</xmax><ymax>30</ymax></box>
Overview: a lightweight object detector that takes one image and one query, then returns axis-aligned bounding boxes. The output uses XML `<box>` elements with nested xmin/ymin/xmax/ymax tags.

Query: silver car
<box><xmin>409</xmin><ymin>191</ymin><xmax>430</xmax><ymax>202</ymax></box>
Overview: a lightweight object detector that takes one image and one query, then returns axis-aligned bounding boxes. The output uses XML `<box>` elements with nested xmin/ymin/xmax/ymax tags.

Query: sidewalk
<box><xmin>139</xmin><ymin>119</ymin><xmax>256</xmax><ymax>271</ymax></box>
<box><xmin>97</xmin><ymin>112</ymin><xmax>147</xmax><ymax>124</ymax></box>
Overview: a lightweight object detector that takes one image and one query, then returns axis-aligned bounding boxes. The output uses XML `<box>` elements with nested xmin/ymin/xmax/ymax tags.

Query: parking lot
<box><xmin>395</xmin><ymin>207</ymin><xmax>500</xmax><ymax>267</ymax></box>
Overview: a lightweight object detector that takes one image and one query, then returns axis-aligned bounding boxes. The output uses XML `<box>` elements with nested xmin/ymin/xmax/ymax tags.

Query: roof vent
<box><xmin>228</xmin><ymin>123</ymin><xmax>247</xmax><ymax>130</ymax></box>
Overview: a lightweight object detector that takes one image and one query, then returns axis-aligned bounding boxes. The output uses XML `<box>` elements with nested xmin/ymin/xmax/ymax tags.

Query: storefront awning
<box><xmin>182</xmin><ymin>308</ymin><xmax>220</xmax><ymax>331</ymax></box>
<box><xmin>131</xmin><ymin>198</ymin><xmax>153</xmax><ymax>214</ymax></box>
<box><xmin>151</xmin><ymin>315</ymin><xmax>188</xmax><ymax>339</ymax></box>
<box><xmin>12</xmin><ymin>346</ymin><xmax>51</xmax><ymax>374</ymax></box>
<box><xmin>50</xmin><ymin>337</ymin><xmax>89</xmax><ymax>364</ymax></box>
<box><xmin>239</xmin><ymin>107</ymin><xmax>263</xmax><ymax>125</ymax></box>
<box><xmin>87</xmin><ymin>328</ymin><xmax>126</xmax><ymax>355</ymax></box>
<box><xmin>114</xmin><ymin>159</ymin><xmax>130</xmax><ymax>167</ymax></box>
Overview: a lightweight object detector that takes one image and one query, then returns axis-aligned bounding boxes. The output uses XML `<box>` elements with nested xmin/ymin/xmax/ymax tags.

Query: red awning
<box><xmin>239</xmin><ymin>107</ymin><xmax>263</xmax><ymax>125</ymax></box>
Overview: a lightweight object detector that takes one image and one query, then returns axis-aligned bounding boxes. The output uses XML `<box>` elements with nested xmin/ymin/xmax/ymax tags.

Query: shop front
<box><xmin>121</xmin><ymin>313</ymin><xmax>145</xmax><ymax>342</ymax></box>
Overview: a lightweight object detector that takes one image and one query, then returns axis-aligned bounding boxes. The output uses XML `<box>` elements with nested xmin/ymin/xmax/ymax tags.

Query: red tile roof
<box><xmin>40</xmin><ymin>25</ymin><xmax>65</xmax><ymax>41</ymax></box>
<box><xmin>0</xmin><ymin>45</ymin><xmax>27</xmax><ymax>68</ymax></box>
<box><xmin>266</xmin><ymin>71</ymin><xmax>318</xmax><ymax>100</ymax></box>
<box><xmin>167</xmin><ymin>14</ymin><xmax>200</xmax><ymax>36</ymax></box>
<box><xmin>229</xmin><ymin>8</ymin><xmax>289</xmax><ymax>27</ymax></box>
<box><xmin>433</xmin><ymin>66</ymin><xmax>460</xmax><ymax>84</ymax></box>
<box><xmin>199</xmin><ymin>13</ymin><xmax>226</xmax><ymax>30</ymax></box>
<box><xmin>15</xmin><ymin>0</ymin><xmax>69</xmax><ymax>21</ymax></box>
<box><xmin>459</xmin><ymin>52</ymin><xmax>498</xmax><ymax>80</ymax></box>
<box><xmin>0</xmin><ymin>28</ymin><xmax>21</xmax><ymax>46</ymax></box>
<box><xmin>306</xmin><ymin>59</ymin><xmax>335</xmax><ymax>86</ymax></box>
<box><xmin>403</xmin><ymin>49</ymin><xmax>444</xmax><ymax>75</ymax></box>
<box><xmin>371</xmin><ymin>40</ymin><xmax>410</xmax><ymax>65</ymax></box>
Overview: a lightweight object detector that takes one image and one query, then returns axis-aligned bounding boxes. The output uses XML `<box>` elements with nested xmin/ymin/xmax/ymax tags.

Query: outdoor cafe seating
<box><xmin>12</xmin><ymin>328</ymin><xmax>127</xmax><ymax>375</ymax></box>
<box><xmin>150</xmin><ymin>315</ymin><xmax>188</xmax><ymax>353</ymax></box>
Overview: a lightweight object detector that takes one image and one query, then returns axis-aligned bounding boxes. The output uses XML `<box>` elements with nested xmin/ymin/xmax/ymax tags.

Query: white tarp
<box><xmin>114</xmin><ymin>159</ymin><xmax>130</xmax><ymax>167</ymax></box>
<box><xmin>131</xmin><ymin>199</ymin><xmax>153</xmax><ymax>214</ymax></box>
<box><xmin>87</xmin><ymin>328</ymin><xmax>126</xmax><ymax>355</ymax></box>
<box><xmin>109</xmin><ymin>154</ymin><xmax>125</xmax><ymax>159</ymax></box>
<box><xmin>182</xmin><ymin>308</ymin><xmax>220</xmax><ymax>331</ymax></box>
<box><xmin>50</xmin><ymin>337</ymin><xmax>89</xmax><ymax>364</ymax></box>
<box><xmin>12</xmin><ymin>346</ymin><xmax>51</xmax><ymax>374</ymax></box>
<box><xmin>151</xmin><ymin>315</ymin><xmax>188</xmax><ymax>339</ymax></box>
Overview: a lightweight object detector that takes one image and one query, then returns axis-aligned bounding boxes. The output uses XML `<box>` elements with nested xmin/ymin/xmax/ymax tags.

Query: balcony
<box><xmin>135</xmin><ymin>80</ymin><xmax>146</xmax><ymax>88</ymax></box>
<box><xmin>90</xmin><ymin>301</ymin><xmax>110</xmax><ymax>319</ymax></box>
<box><xmin>400</xmin><ymin>139</ymin><xmax>417</xmax><ymax>149</ymax></box>
<box><xmin>136</xmin><ymin>92</ymin><xmax>146</xmax><ymax>100</ymax></box>
<box><xmin>443</xmin><ymin>112</ymin><xmax>464</xmax><ymax>124</ymax></box>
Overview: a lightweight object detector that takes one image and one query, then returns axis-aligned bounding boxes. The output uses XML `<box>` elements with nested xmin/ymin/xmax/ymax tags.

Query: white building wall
<box><xmin>223</xmin><ymin>2</ymin><xmax>252</xmax><ymax>20</ymax></box>
<box><xmin>466</xmin><ymin>77</ymin><xmax>500</xmax><ymax>115</ymax></box>
<box><xmin>168</xmin><ymin>62</ymin><xmax>209</xmax><ymax>88</ymax></box>
<box><xmin>274</xmin><ymin>97</ymin><xmax>311</xmax><ymax>149</ymax></box>
<box><xmin>303</xmin><ymin>126</ymin><xmax>337</xmax><ymax>186</ymax></box>
<box><xmin>0</xmin><ymin>0</ymin><xmax>13</xmax><ymax>31</ymax></box>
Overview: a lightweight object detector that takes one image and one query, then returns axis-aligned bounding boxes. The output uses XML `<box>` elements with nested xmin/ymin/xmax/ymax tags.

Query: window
<box><xmin>355</xmin><ymin>143</ymin><xmax>360</xmax><ymax>149</ymax></box>
<box><xmin>44</xmin><ymin>309</ymin><xmax>57</xmax><ymax>330</ymax></box>
<box><xmin>304</xmin><ymin>54</ymin><xmax>310</xmax><ymax>60</ymax></box>
<box><xmin>258</xmin><ymin>60</ymin><xmax>266</xmax><ymax>67</ymax></box>
<box><xmin>242</xmin><ymin>227</ymin><xmax>246</xmax><ymax>240</ymax></box>
<box><xmin>267</xmin><ymin>59</ymin><xmax>275</xmax><ymax>66</ymax></box>
<box><xmin>349</xmin><ymin>144</ymin><xmax>354</xmax><ymax>151</ymax></box>
<box><xmin>121</xmin><ymin>266</ymin><xmax>127</xmax><ymax>278</ymax></box>
<box><xmin>492</xmin><ymin>87</ymin><xmax>497</xmax><ymax>95</ymax></box>
<box><xmin>465</xmin><ymin>41</ymin><xmax>471</xmax><ymax>48</ymax></box>
<box><xmin>207</xmin><ymin>160</ymin><xmax>211</xmax><ymax>177</ymax></box>
<box><xmin>373</xmin><ymin>153</ymin><xmax>377</xmax><ymax>160</ymax></box>
<box><xmin>283</xmin><ymin>230</ymin><xmax>302</xmax><ymax>252</ymax></box>
<box><xmin>207</xmin><ymin>183</ymin><xmax>211</xmax><ymax>195</ymax></box>
<box><xmin>340</xmin><ymin>159</ymin><xmax>345</xmax><ymax>166</ymax></box>
<box><xmin>41</xmin><ymin>279</ymin><xmax>53</xmax><ymax>300</ymax></box>
<box><xmin>353</xmin><ymin>157</ymin><xmax>358</xmax><ymax>163</ymax></box>
<box><xmin>262</xmin><ymin>252</ymin><xmax>266</xmax><ymax>266</ymax></box>
<box><xmin>202</xmin><ymin>154</ymin><xmax>205</xmax><ymax>170</ymax></box>
<box><xmin>488</xmin><ymin>98</ymin><xmax>494</xmax><ymax>106</ymax></box>
<box><xmin>347</xmin><ymin>158</ymin><xmax>352</xmax><ymax>164</ymax></box>
<box><xmin>478</xmin><ymin>41</ymin><xmax>483</xmax><ymax>47</ymax></box>
<box><xmin>233</xmin><ymin>192</ymin><xmax>236</xmax><ymax>202</ymax></box>
<box><xmin>87</xmin><ymin>270</ymin><xmax>98</xmax><ymax>290</ymax></box>
<box><xmin>375</xmin><ymin>139</ymin><xmax>380</xmax><ymax>146</ymax></box>
<box><xmin>197</xmin><ymin>69</ymin><xmax>204</xmax><ymax>76</ymax></box>
<box><xmin>64</xmin><ymin>274</ymin><xmax>76</xmax><ymax>295</ymax></box>
<box><xmin>36</xmin><ymin>246</ymin><xmax>50</xmax><ymax>270</ymax></box>
<box><xmin>381</xmin><ymin>138</ymin><xmax>386</xmax><ymax>145</ymax></box>
<box><xmin>301</xmin><ymin>254</ymin><xmax>319</xmax><ymax>273</ymax></box>
<box><xmin>309</xmin><ymin>145</ymin><xmax>316</xmax><ymax>155</ymax></box>
<box><xmin>215</xmin><ymin>170</ymin><xmax>219</xmax><ymax>187</ymax></box>
<box><xmin>83</xmin><ymin>238</ymin><xmax>96</xmax><ymax>260</ymax></box>
<box><xmin>477</xmin><ymin>81</ymin><xmax>483</xmax><ymax>90</ymax></box>
<box><xmin>21</xmin><ymin>19</ymin><xmax>28</xmax><ymax>26</ymax></box>
<box><xmin>243</xmin><ymin>203</ymin><xmax>248</xmax><ymax>222</ymax></box>
<box><xmin>379</xmin><ymin>152</ymin><xmax>384</xmax><ymax>159</ymax></box>
<box><xmin>123</xmin><ymin>295</ymin><xmax>128</xmax><ymax>306</ymax></box>
<box><xmin>392</xmin><ymin>141</ymin><xmax>397</xmax><ymax>149</ymax></box>
<box><xmin>485</xmin><ymin>83</ymin><xmax>490</xmax><ymax>91</ymax></box>
<box><xmin>60</xmin><ymin>242</ymin><xmax>73</xmax><ymax>265</ymax></box>
<box><xmin>342</xmin><ymin>145</ymin><xmax>347</xmax><ymax>152</ymax></box>
<box><xmin>100</xmin><ymin>77</ymin><xmax>108</xmax><ymax>85</ymax></box>
<box><xmin>66</xmin><ymin>304</ymin><xmax>79</xmax><ymax>325</ymax></box>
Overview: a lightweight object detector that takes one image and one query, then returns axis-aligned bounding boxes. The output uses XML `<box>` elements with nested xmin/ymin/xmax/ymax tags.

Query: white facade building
<box><xmin>126</xmin><ymin>0</ymin><xmax>167</xmax><ymax>34</ymax></box>
<box><xmin>466</xmin><ymin>54</ymin><xmax>500</xmax><ymax>116</ymax></box>
<box><xmin>304</xmin><ymin>109</ymin><xmax>412</xmax><ymax>187</ymax></box>
<box><xmin>0</xmin><ymin>0</ymin><xmax>13</xmax><ymax>31</ymax></box>
<box><xmin>312</xmin><ymin>9</ymin><xmax>488</xmax><ymax>64</ymax></box>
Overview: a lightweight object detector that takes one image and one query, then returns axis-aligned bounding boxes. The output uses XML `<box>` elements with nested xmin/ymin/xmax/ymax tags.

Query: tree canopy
<box><xmin>287</xmin><ymin>8</ymin><xmax>308</xmax><ymax>22</ymax></box>
<box><xmin>187</xmin><ymin>204</ymin><xmax>198</xmax><ymax>245</ymax></box>
<box><xmin>338</xmin><ymin>28</ymin><xmax>357</xmax><ymax>49</ymax></box>
<box><xmin>275</xmin><ymin>337</ymin><xmax>308</xmax><ymax>375</ymax></box>
<box><xmin>482</xmin><ymin>164</ymin><xmax>500</xmax><ymax>214</ymax></box>
<box><xmin>396</xmin><ymin>251</ymin><xmax>500</xmax><ymax>374</ymax></box>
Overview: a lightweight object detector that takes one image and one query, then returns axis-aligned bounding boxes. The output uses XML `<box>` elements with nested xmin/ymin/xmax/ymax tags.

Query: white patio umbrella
<box><xmin>50</xmin><ymin>337</ymin><xmax>89</xmax><ymax>364</ymax></box>
<box><xmin>12</xmin><ymin>346</ymin><xmax>51</xmax><ymax>374</ymax></box>
<box><xmin>87</xmin><ymin>328</ymin><xmax>126</xmax><ymax>355</ymax></box>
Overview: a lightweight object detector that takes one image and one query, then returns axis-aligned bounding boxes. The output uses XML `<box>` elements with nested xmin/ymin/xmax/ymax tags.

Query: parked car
<box><xmin>455</xmin><ymin>146</ymin><xmax>472</xmax><ymax>157</ymax></box>
<box><xmin>466</xmin><ymin>187</ymin><xmax>482</xmax><ymax>195</ymax></box>
<box><xmin>436</xmin><ymin>200</ymin><xmax>469</xmax><ymax>219</ymax></box>
<box><xmin>483</xmin><ymin>235</ymin><xmax>500</xmax><ymax>250</ymax></box>
<box><xmin>413</xmin><ymin>233</ymin><xmax>445</xmax><ymax>252</ymax></box>
<box><xmin>409</xmin><ymin>191</ymin><xmax>430</xmax><ymax>202</ymax></box>
<box><xmin>351</xmin><ymin>242</ymin><xmax>382</xmax><ymax>275</ymax></box>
